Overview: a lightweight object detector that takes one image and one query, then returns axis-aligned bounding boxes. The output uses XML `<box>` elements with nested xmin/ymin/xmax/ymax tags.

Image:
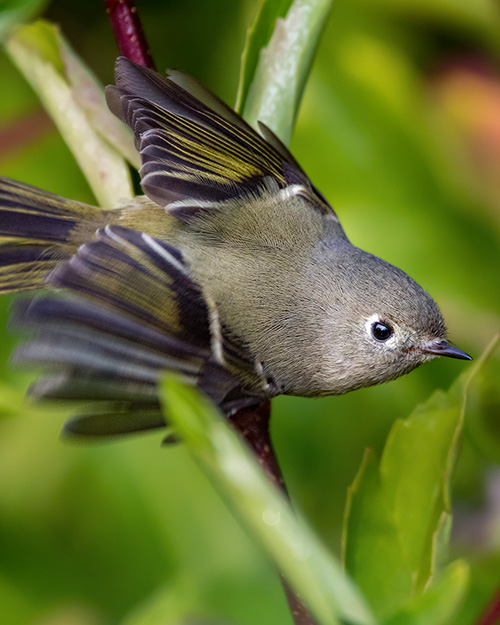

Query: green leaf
<box><xmin>235</xmin><ymin>0</ymin><xmax>294</xmax><ymax>114</ymax></box>
<box><xmin>0</xmin><ymin>0</ymin><xmax>47</xmax><ymax>43</ymax></box>
<box><xmin>342</xmin><ymin>335</ymin><xmax>499</xmax><ymax>621</ymax></box>
<box><xmin>160</xmin><ymin>376</ymin><xmax>377</xmax><ymax>625</ymax></box>
<box><xmin>241</xmin><ymin>0</ymin><xmax>333</xmax><ymax>145</ymax></box>
<box><xmin>383</xmin><ymin>560</ymin><xmax>469</xmax><ymax>625</ymax></box>
<box><xmin>56</xmin><ymin>30</ymin><xmax>140</xmax><ymax>169</ymax></box>
<box><xmin>3</xmin><ymin>20</ymin><xmax>134</xmax><ymax>208</ymax></box>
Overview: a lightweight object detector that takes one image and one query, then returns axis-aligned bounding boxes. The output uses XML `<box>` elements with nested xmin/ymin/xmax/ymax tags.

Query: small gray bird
<box><xmin>0</xmin><ymin>58</ymin><xmax>471</xmax><ymax>437</ymax></box>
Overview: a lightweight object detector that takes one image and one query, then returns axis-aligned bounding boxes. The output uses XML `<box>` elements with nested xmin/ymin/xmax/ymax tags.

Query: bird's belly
<box><xmin>169</xmin><ymin>228</ymin><xmax>350</xmax><ymax>399</ymax></box>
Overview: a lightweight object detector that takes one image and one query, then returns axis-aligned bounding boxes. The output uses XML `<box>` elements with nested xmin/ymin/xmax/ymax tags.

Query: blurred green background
<box><xmin>0</xmin><ymin>1</ymin><xmax>499</xmax><ymax>624</ymax></box>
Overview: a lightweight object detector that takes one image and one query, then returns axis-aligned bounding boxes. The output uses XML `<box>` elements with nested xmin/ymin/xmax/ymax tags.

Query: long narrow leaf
<box><xmin>4</xmin><ymin>20</ymin><xmax>134</xmax><ymax>208</ymax></box>
<box><xmin>383</xmin><ymin>560</ymin><xmax>469</xmax><ymax>625</ymax></box>
<box><xmin>56</xmin><ymin>30</ymin><xmax>140</xmax><ymax>169</ymax></box>
<box><xmin>241</xmin><ymin>0</ymin><xmax>333</xmax><ymax>145</ymax></box>
<box><xmin>235</xmin><ymin>0</ymin><xmax>293</xmax><ymax>113</ymax></box>
<box><xmin>160</xmin><ymin>377</ymin><xmax>377</xmax><ymax>625</ymax></box>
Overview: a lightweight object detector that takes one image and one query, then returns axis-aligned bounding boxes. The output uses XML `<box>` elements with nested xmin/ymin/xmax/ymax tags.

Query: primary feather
<box><xmin>106</xmin><ymin>57</ymin><xmax>333</xmax><ymax>215</ymax></box>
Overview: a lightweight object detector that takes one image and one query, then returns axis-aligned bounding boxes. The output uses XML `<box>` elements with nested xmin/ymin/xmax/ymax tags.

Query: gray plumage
<box><xmin>170</xmin><ymin>178</ymin><xmax>448</xmax><ymax>398</ymax></box>
<box><xmin>0</xmin><ymin>57</ymin><xmax>470</xmax><ymax>437</ymax></box>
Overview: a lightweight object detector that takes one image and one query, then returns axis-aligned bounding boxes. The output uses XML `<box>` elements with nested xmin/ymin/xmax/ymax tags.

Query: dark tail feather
<box><xmin>12</xmin><ymin>226</ymin><xmax>243</xmax><ymax>439</ymax></box>
<box><xmin>0</xmin><ymin>177</ymin><xmax>101</xmax><ymax>292</ymax></box>
<box><xmin>12</xmin><ymin>294</ymin><xmax>196</xmax><ymax>438</ymax></box>
<box><xmin>62</xmin><ymin>406</ymin><xmax>166</xmax><ymax>439</ymax></box>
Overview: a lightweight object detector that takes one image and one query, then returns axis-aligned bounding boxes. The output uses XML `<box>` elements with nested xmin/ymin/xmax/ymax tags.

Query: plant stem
<box><xmin>232</xmin><ymin>402</ymin><xmax>320</xmax><ymax>625</ymax></box>
<box><xmin>105</xmin><ymin>0</ymin><xmax>155</xmax><ymax>69</ymax></box>
<box><xmin>231</xmin><ymin>401</ymin><xmax>285</xmax><ymax>490</ymax></box>
<box><xmin>103</xmin><ymin>3</ymin><xmax>319</xmax><ymax>623</ymax></box>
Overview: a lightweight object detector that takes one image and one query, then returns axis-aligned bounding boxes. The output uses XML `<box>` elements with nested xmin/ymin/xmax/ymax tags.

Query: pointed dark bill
<box><xmin>422</xmin><ymin>340</ymin><xmax>472</xmax><ymax>360</ymax></box>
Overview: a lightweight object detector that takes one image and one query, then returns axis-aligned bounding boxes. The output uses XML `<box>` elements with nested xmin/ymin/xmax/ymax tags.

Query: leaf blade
<box><xmin>342</xmin><ymin>335</ymin><xmax>499</xmax><ymax>620</ymax></box>
<box><xmin>160</xmin><ymin>376</ymin><xmax>377</xmax><ymax>625</ymax></box>
<box><xmin>241</xmin><ymin>0</ymin><xmax>333</xmax><ymax>145</ymax></box>
<box><xmin>235</xmin><ymin>0</ymin><xmax>294</xmax><ymax>114</ymax></box>
<box><xmin>383</xmin><ymin>560</ymin><xmax>470</xmax><ymax>625</ymax></box>
<box><xmin>3</xmin><ymin>20</ymin><xmax>134</xmax><ymax>208</ymax></box>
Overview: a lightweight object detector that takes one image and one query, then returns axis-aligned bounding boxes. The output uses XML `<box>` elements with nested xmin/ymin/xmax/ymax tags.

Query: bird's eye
<box><xmin>371</xmin><ymin>321</ymin><xmax>393</xmax><ymax>342</ymax></box>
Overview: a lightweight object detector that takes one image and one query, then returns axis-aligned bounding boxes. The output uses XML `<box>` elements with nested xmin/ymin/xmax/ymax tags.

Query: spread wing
<box><xmin>14</xmin><ymin>226</ymin><xmax>264</xmax><ymax>438</ymax></box>
<box><xmin>105</xmin><ymin>57</ymin><xmax>336</xmax><ymax>221</ymax></box>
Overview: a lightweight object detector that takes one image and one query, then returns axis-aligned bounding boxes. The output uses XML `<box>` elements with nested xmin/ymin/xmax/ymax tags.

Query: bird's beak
<box><xmin>421</xmin><ymin>340</ymin><xmax>472</xmax><ymax>361</ymax></box>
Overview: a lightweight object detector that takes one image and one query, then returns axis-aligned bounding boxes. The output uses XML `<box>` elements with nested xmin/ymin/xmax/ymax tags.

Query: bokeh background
<box><xmin>0</xmin><ymin>1</ymin><xmax>499</xmax><ymax>624</ymax></box>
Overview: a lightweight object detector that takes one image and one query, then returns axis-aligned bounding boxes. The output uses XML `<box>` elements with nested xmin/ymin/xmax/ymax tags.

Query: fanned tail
<box><xmin>0</xmin><ymin>177</ymin><xmax>101</xmax><ymax>292</ymax></box>
<box><xmin>13</xmin><ymin>226</ymin><xmax>245</xmax><ymax>438</ymax></box>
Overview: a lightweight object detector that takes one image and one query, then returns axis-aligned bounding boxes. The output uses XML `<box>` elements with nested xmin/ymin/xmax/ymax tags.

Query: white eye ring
<box><xmin>365</xmin><ymin>314</ymin><xmax>395</xmax><ymax>343</ymax></box>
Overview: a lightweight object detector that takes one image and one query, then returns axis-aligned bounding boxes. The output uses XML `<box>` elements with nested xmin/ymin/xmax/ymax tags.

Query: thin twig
<box><xmin>230</xmin><ymin>401</ymin><xmax>285</xmax><ymax>490</ymax></box>
<box><xmin>105</xmin><ymin>0</ymin><xmax>155</xmax><ymax>69</ymax></box>
<box><xmin>103</xmin><ymin>3</ymin><xmax>318</xmax><ymax>623</ymax></box>
<box><xmin>232</xmin><ymin>402</ymin><xmax>319</xmax><ymax>625</ymax></box>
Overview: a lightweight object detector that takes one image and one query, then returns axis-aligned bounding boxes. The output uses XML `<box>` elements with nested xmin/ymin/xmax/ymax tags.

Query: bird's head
<box><xmin>313</xmin><ymin>241</ymin><xmax>471</xmax><ymax>394</ymax></box>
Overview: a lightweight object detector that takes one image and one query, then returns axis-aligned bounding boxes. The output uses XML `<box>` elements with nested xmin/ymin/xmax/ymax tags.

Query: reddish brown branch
<box><xmin>232</xmin><ymin>402</ymin><xmax>319</xmax><ymax>625</ymax></box>
<box><xmin>105</xmin><ymin>0</ymin><xmax>155</xmax><ymax>69</ymax></box>
<box><xmin>231</xmin><ymin>401</ymin><xmax>285</xmax><ymax>491</ymax></box>
<box><xmin>282</xmin><ymin>579</ymin><xmax>320</xmax><ymax>625</ymax></box>
<box><xmin>104</xmin><ymin>3</ymin><xmax>316</xmax><ymax>623</ymax></box>
<box><xmin>476</xmin><ymin>585</ymin><xmax>500</xmax><ymax>625</ymax></box>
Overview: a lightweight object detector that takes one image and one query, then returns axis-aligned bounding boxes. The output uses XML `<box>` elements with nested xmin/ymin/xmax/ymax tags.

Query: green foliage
<box><xmin>464</xmin><ymin>357</ymin><xmax>500</xmax><ymax>465</ymax></box>
<box><xmin>236</xmin><ymin>0</ymin><xmax>294</xmax><ymax>114</ymax></box>
<box><xmin>239</xmin><ymin>0</ymin><xmax>333</xmax><ymax>143</ymax></box>
<box><xmin>383</xmin><ymin>560</ymin><xmax>469</xmax><ymax>625</ymax></box>
<box><xmin>160</xmin><ymin>377</ymin><xmax>375</xmax><ymax>625</ymax></box>
<box><xmin>4</xmin><ymin>20</ymin><xmax>134</xmax><ymax>207</ymax></box>
<box><xmin>343</xmin><ymin>337</ymin><xmax>499</xmax><ymax>622</ymax></box>
<box><xmin>0</xmin><ymin>1</ymin><xmax>499</xmax><ymax>625</ymax></box>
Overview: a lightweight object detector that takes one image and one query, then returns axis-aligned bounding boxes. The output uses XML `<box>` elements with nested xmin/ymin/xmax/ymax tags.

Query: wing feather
<box><xmin>106</xmin><ymin>57</ymin><xmax>335</xmax><ymax>217</ymax></box>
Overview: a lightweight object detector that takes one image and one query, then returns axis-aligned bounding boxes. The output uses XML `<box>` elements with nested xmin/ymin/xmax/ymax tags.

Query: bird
<box><xmin>0</xmin><ymin>57</ymin><xmax>471</xmax><ymax>438</ymax></box>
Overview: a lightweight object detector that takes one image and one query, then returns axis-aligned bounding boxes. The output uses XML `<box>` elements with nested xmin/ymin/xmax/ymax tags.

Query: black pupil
<box><xmin>372</xmin><ymin>321</ymin><xmax>393</xmax><ymax>342</ymax></box>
